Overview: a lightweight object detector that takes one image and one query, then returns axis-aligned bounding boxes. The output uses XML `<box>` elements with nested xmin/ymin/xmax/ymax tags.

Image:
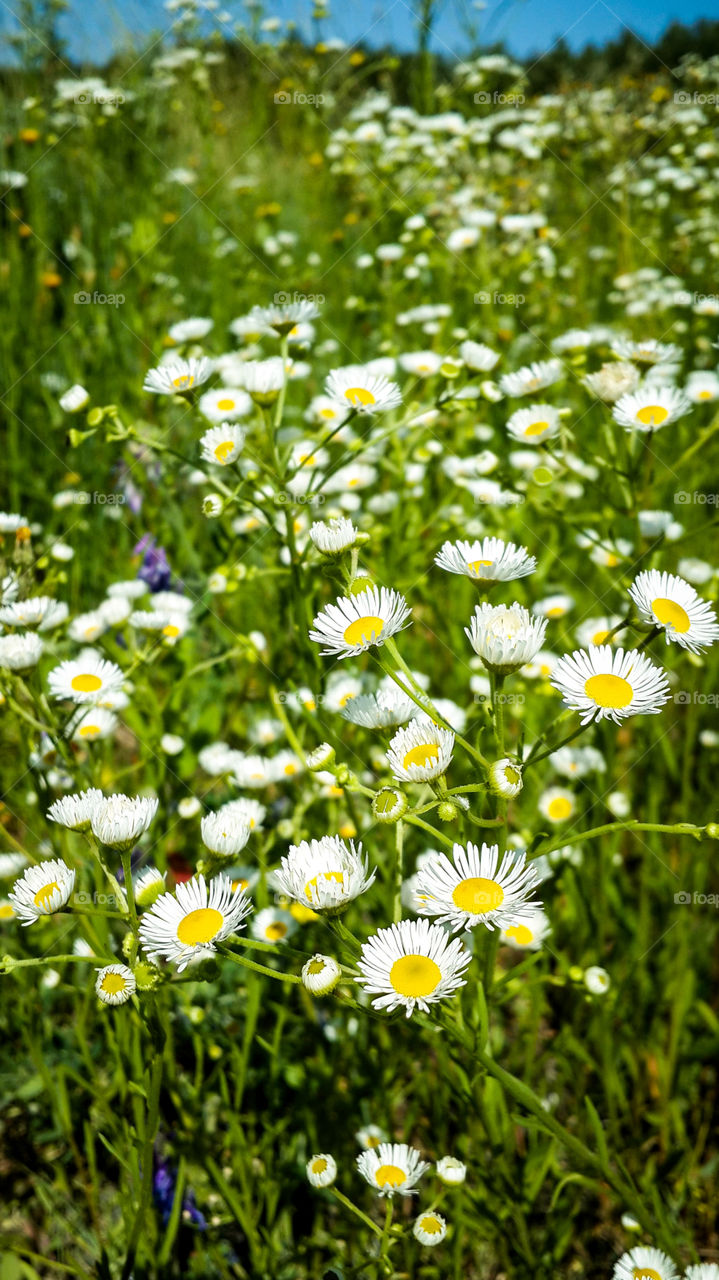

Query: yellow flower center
<box><xmin>402</xmin><ymin>742</ymin><xmax>439</xmax><ymax>771</ymax></box>
<box><xmin>343</xmin><ymin>615</ymin><xmax>384</xmax><ymax>646</ymax></box>
<box><xmin>698</xmin><ymin>390</ymin><xmax>712</xmax><ymax>400</ymax></box>
<box><xmin>307</xmin><ymin>958</ymin><xmax>326</xmax><ymax>974</ymax></box>
<box><xmin>311</xmin><ymin>1157</ymin><xmax>327</xmax><ymax>1174</ymax></box>
<box><xmin>389</xmin><ymin>953</ymin><xmax>441</xmax><ymax>998</ymax></box>
<box><xmin>636</xmin><ymin>404</ymin><xmax>669</xmax><ymax>426</ymax></box>
<box><xmin>548</xmin><ymin>796</ymin><xmax>573</xmax><ymax>821</ymax></box>
<box><xmin>503</xmin><ymin>765</ymin><xmax>521</xmax><ymax>785</ymax></box>
<box><xmin>214</xmin><ymin>441</ymin><xmax>235</xmax><ymax>462</ymax></box>
<box><xmin>71</xmin><ymin>673</ymin><xmax>102</xmax><ymax>693</ymax></box>
<box><xmin>34</xmin><ymin>881</ymin><xmax>59</xmax><ymax>910</ymax></box>
<box><xmin>467</xmin><ymin>558</ymin><xmax>494</xmax><ymax>574</ymax></box>
<box><xmin>216</xmin><ymin>397</ymin><xmax>236</xmax><ymax>411</ymax></box>
<box><xmin>79</xmin><ymin>724</ymin><xmax>101</xmax><ymax>739</ymax></box>
<box><xmin>452</xmin><ymin>876</ymin><xmax>504</xmax><ymax>914</ymax></box>
<box><xmin>632</xmin><ymin>1270</ymin><xmax>662</xmax><ymax>1280</ymax></box>
<box><xmin>266</xmin><ymin>921</ymin><xmax>288</xmax><ymax>940</ymax></box>
<box><xmin>651</xmin><ymin>597</ymin><xmax>690</xmax><ymax>633</ymax></box>
<box><xmin>546</xmin><ymin>606</ymin><xmax>564</xmax><ymax>618</ymax></box>
<box><xmin>344</xmin><ymin>386</ymin><xmax>375</xmax><ymax>407</ymax></box>
<box><xmin>524</xmin><ymin>420</ymin><xmax>549</xmax><ymax>437</ymax></box>
<box><xmin>375</xmin><ymin>1164</ymin><xmax>406</xmax><ymax>1188</ymax></box>
<box><xmin>101</xmin><ymin>972</ymin><xmax>127</xmax><ymax>994</ymax></box>
<box><xmin>419</xmin><ymin>1215</ymin><xmax>443</xmax><ymax>1234</ymax></box>
<box><xmin>320</xmin><ymin>407</ymin><xmax>336</xmax><ymax>419</ymax></box>
<box><xmin>163</xmin><ymin>624</ymin><xmax>180</xmax><ymax>638</ymax></box>
<box><xmin>584</xmin><ymin>673</ymin><xmax>633</xmax><ymax>708</ymax></box>
<box><xmin>592</xmin><ymin>629</ymin><xmax>609</xmax><ymax>645</ymax></box>
<box><xmin>177</xmin><ymin>907</ymin><xmax>224</xmax><ymax>945</ymax></box>
<box><xmin>505</xmin><ymin>923</ymin><xmax>533</xmax><ymax>945</ymax></box>
<box><xmin>0</xmin><ymin>903</ymin><xmax>15</xmax><ymax>919</ymax></box>
<box><xmin>173</xmin><ymin>374</ymin><xmax>194</xmax><ymax>389</ymax></box>
<box><xmin>305</xmin><ymin>870</ymin><xmax>345</xmax><ymax>900</ymax></box>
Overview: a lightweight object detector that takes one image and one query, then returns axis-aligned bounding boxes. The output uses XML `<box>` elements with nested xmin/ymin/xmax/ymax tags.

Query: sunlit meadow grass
<box><xmin>1</xmin><ymin>10</ymin><xmax>719</xmax><ymax>1280</ymax></box>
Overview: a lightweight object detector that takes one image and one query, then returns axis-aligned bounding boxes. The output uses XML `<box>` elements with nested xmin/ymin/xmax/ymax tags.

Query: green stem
<box><xmin>121</xmin><ymin>1052</ymin><xmax>163</xmax><ymax>1280</ymax></box>
<box><xmin>218</xmin><ymin>943</ymin><xmax>301</xmax><ymax>984</ymax></box>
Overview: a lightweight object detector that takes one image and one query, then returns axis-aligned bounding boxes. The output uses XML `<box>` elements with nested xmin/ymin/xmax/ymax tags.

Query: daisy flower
<box><xmin>237</xmin><ymin>356</ymin><xmax>286</xmax><ymax>405</ymax></box>
<box><xmin>610</xmin><ymin>337</ymin><xmax>681</xmax><ymax>365</ymax></box>
<box><xmin>198</xmin><ymin>387</ymin><xmax>253</xmax><ymax>423</ymax></box>
<box><xmin>550</xmin><ymin>745</ymin><xmax>606</xmax><ymax>778</ymax></box>
<box><xmin>685</xmin><ymin>371</ymin><xmax>719</xmax><ymax>403</ymax></box>
<box><xmin>356</xmin><ymin>1142</ymin><xmax>429</xmax><ymax>1197</ymax></box>
<box><xmin>139</xmin><ymin>874</ymin><xmax>252</xmax><ymax>971</ymax></box>
<box><xmin>48</xmin><ymin>654</ymin><xmax>124</xmax><ymax>704</ymax></box>
<box><xmin>435</xmin><ymin>536</ymin><xmax>536</xmax><ymax>583</ymax></box>
<box><xmin>215</xmin><ymin>797</ymin><xmax>266</xmax><ymax>831</ymax></box>
<box><xmin>628</xmin><ymin>570</ymin><xmax>719</xmax><ymax>654</ymax></box>
<box><xmin>399</xmin><ymin>351</ymin><xmax>443</xmax><ymax>377</ymax></box>
<box><xmin>301</xmin><ymin>953</ymin><xmax>342</xmax><ymax>995</ymax></box>
<box><xmin>95</xmin><ymin>963</ymin><xmax>136</xmax><ymax>1006</ymax></box>
<box><xmin>612</xmin><ymin>386</ymin><xmax>691</xmax><ymax>432</ymax></box>
<box><xmin>413</xmin><ymin>1212</ymin><xmax>447</xmax><ymax>1246</ymax></box>
<box><xmin>70</xmin><ymin>707</ymin><xmax>118</xmax><ymax>742</ymax></box>
<box><xmin>168</xmin><ymin>316</ymin><xmax>213</xmax><ymax>343</ymax></box>
<box><xmin>134</xmin><ymin>868</ymin><xmax>166</xmax><ymax>908</ymax></box>
<box><xmin>488</xmin><ymin>757</ymin><xmax>523</xmax><ymax>797</ymax></box>
<box><xmin>460</xmin><ymin>340</ymin><xmax>500</xmax><ymax>371</ymax></box>
<box><xmin>0</xmin><ymin>632</ymin><xmax>44</xmax><ymax>670</ymax></box>
<box><xmin>309</xmin><ymin>518</ymin><xmax>359</xmax><ymax>555</ymax></box>
<box><xmin>436</xmin><ymin>1156</ymin><xmax>467</xmax><ymax>1185</ymax></box>
<box><xmin>386</xmin><ymin>717</ymin><xmax>454</xmax><ymax>783</ymax></box>
<box><xmin>584</xmin><ymin>965</ymin><xmax>611</xmax><ymax>994</ymax></box>
<box><xmin>501</xmin><ymin>906</ymin><xmax>552</xmax><ymax>952</ymax></box>
<box><xmin>90</xmin><ymin>794</ymin><xmax>159</xmax><ymax>850</ymax></box>
<box><xmin>357</xmin><ymin>918</ymin><xmax>470</xmax><ymax>1017</ymax></box>
<box><xmin>466</xmin><ymin>602</ymin><xmax>547</xmax><ymax>674</ymax></box>
<box><xmin>306</xmin><ymin>1154</ymin><xmax>337</xmax><ymax>1188</ymax></box>
<box><xmin>324</xmin><ymin>367</ymin><xmax>402</xmax><ymax>414</ymax></box>
<box><xmin>309</xmin><ymin>586</ymin><xmax>411</xmax><ymax>659</ymax></box>
<box><xmin>533</xmin><ymin>594</ymin><xmax>574</xmax><ymax>620</ymax></box>
<box><xmin>201</xmin><ymin>810</ymin><xmax>251</xmax><ymax>857</ymax></box>
<box><xmin>612</xmin><ymin>1246</ymin><xmax>678</xmax><ymax>1280</ymax></box>
<box><xmin>356</xmin><ymin>1125</ymin><xmax>386</xmax><ymax>1150</ymax></box>
<box><xmin>0</xmin><ymin>596</ymin><xmax>67</xmax><ymax>629</ymax></box>
<box><xmin>575</xmin><ymin>615</ymin><xmax>622</xmax><ymax>649</ymax></box>
<box><xmin>414</xmin><ymin>842</ymin><xmax>540</xmax><ymax>934</ymax></box>
<box><xmin>143</xmin><ymin>356</ymin><xmax>212</xmax><ymax>395</ymax></box>
<box><xmin>9</xmin><ymin>858</ymin><xmax>75</xmax><ymax>925</ymax></box>
<box><xmin>247</xmin><ymin>299</ymin><xmax>319</xmax><ymax>335</ymax></box>
<box><xmin>506</xmin><ymin>405</ymin><xmax>561</xmax><ymax>444</ymax></box>
<box><xmin>251</xmin><ymin>906</ymin><xmax>296</xmax><ymax>944</ymax></box>
<box><xmin>551</xmin><ymin>645</ymin><xmax>671</xmax><ymax>724</ymax></box>
<box><xmin>47</xmin><ymin>788</ymin><xmax>103</xmax><ymax>831</ymax></box>
<box><xmin>685</xmin><ymin>1266</ymin><xmax>719</xmax><ymax>1280</ymax></box>
<box><xmin>538</xmin><ymin>787</ymin><xmax>576</xmax><ymax>824</ymax></box>
<box><xmin>273</xmin><ymin>836</ymin><xmax>376</xmax><ymax>913</ymax></box>
<box><xmin>199</xmin><ymin>425</ymin><xmax>245</xmax><ymax>466</ymax></box>
<box><xmin>341</xmin><ymin>687</ymin><xmax>416</xmax><ymax>728</ymax></box>
<box><xmin>583</xmin><ymin>361</ymin><xmax>640</xmax><ymax>402</ymax></box>
<box><xmin>499</xmin><ymin>359</ymin><xmax>562</xmax><ymax>397</ymax></box>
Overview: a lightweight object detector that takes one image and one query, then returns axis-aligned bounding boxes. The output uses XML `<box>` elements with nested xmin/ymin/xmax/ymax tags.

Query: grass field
<box><xmin>1</xmin><ymin>8</ymin><xmax>719</xmax><ymax>1279</ymax></box>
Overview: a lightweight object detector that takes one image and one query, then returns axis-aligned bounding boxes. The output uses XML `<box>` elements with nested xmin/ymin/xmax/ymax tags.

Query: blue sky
<box><xmin>1</xmin><ymin>0</ymin><xmax>716</xmax><ymax>63</ymax></box>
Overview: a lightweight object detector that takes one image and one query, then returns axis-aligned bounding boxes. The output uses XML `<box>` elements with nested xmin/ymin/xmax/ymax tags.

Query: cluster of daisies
<box><xmin>306</xmin><ymin>1139</ymin><xmax>467</xmax><ymax>1249</ymax></box>
<box><xmin>612</xmin><ymin>1248</ymin><xmax>719</xmax><ymax>1280</ymax></box>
